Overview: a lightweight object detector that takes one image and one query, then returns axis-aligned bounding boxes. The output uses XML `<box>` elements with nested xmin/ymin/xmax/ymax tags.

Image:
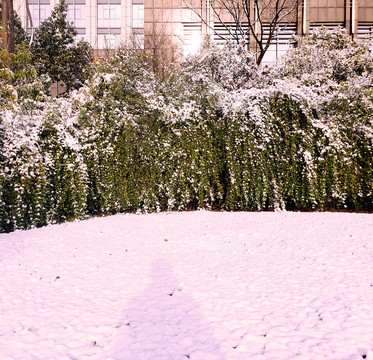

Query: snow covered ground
<box><xmin>0</xmin><ymin>211</ymin><xmax>372</xmax><ymax>360</ymax></box>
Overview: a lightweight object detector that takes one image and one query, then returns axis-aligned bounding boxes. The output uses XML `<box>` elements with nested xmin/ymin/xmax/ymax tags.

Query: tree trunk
<box><xmin>7</xmin><ymin>0</ymin><xmax>15</xmax><ymax>53</ymax></box>
<box><xmin>1</xmin><ymin>0</ymin><xmax>15</xmax><ymax>53</ymax></box>
<box><xmin>1</xmin><ymin>0</ymin><xmax>8</xmax><ymax>48</ymax></box>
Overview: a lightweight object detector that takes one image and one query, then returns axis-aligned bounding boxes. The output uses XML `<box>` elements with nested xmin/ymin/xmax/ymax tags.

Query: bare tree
<box><xmin>130</xmin><ymin>18</ymin><xmax>182</xmax><ymax>78</ymax></box>
<box><xmin>185</xmin><ymin>0</ymin><xmax>299</xmax><ymax>65</ymax></box>
<box><xmin>145</xmin><ymin>21</ymin><xmax>181</xmax><ymax>77</ymax></box>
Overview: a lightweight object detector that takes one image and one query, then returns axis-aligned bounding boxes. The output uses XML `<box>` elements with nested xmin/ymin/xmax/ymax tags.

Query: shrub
<box><xmin>1</xmin><ymin>30</ymin><xmax>372</xmax><ymax>232</ymax></box>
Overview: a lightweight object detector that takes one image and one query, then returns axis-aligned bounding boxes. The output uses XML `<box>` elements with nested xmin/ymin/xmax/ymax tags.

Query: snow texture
<box><xmin>0</xmin><ymin>211</ymin><xmax>372</xmax><ymax>360</ymax></box>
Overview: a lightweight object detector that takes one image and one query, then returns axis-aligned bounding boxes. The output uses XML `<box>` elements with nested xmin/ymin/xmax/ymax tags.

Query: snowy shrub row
<box><xmin>0</xmin><ymin>28</ymin><xmax>372</xmax><ymax>232</ymax></box>
<box><xmin>0</xmin><ymin>101</ymin><xmax>87</xmax><ymax>232</ymax></box>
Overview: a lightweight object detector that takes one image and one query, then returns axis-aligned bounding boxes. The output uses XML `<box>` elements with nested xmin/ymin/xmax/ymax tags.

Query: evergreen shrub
<box><xmin>0</xmin><ymin>29</ymin><xmax>372</xmax><ymax>232</ymax></box>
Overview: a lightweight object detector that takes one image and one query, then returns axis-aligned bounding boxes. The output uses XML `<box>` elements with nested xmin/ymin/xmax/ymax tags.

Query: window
<box><xmin>358</xmin><ymin>23</ymin><xmax>373</xmax><ymax>40</ymax></box>
<box><xmin>212</xmin><ymin>22</ymin><xmax>296</xmax><ymax>64</ymax></box>
<box><xmin>213</xmin><ymin>22</ymin><xmax>244</xmax><ymax>47</ymax></box>
<box><xmin>132</xmin><ymin>28</ymin><xmax>144</xmax><ymax>49</ymax></box>
<box><xmin>132</xmin><ymin>0</ymin><xmax>144</xmax><ymax>49</ymax></box>
<box><xmin>132</xmin><ymin>4</ymin><xmax>144</xmax><ymax>28</ymax></box>
<box><xmin>309</xmin><ymin>22</ymin><xmax>344</xmax><ymax>32</ymax></box>
<box><xmin>67</xmin><ymin>0</ymin><xmax>86</xmax><ymax>29</ymax></box>
<box><xmin>97</xmin><ymin>0</ymin><xmax>121</xmax><ymax>49</ymax></box>
<box><xmin>97</xmin><ymin>3</ymin><xmax>121</xmax><ymax>28</ymax></box>
<box><xmin>75</xmin><ymin>34</ymin><xmax>87</xmax><ymax>43</ymax></box>
<box><xmin>67</xmin><ymin>0</ymin><xmax>86</xmax><ymax>43</ymax></box>
<box><xmin>27</xmin><ymin>0</ymin><xmax>51</xmax><ymax>30</ymax></box>
<box><xmin>97</xmin><ymin>33</ymin><xmax>121</xmax><ymax>48</ymax></box>
<box><xmin>261</xmin><ymin>24</ymin><xmax>297</xmax><ymax>66</ymax></box>
<box><xmin>183</xmin><ymin>22</ymin><xmax>202</xmax><ymax>55</ymax></box>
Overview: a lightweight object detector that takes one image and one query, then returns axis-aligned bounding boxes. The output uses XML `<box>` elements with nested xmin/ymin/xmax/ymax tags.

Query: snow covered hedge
<box><xmin>0</xmin><ymin>101</ymin><xmax>87</xmax><ymax>232</ymax></box>
<box><xmin>0</xmin><ymin>28</ymin><xmax>372</xmax><ymax>232</ymax></box>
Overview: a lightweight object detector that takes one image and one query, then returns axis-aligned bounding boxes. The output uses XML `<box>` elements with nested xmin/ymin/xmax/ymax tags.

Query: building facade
<box><xmin>14</xmin><ymin>0</ymin><xmax>373</xmax><ymax>63</ymax></box>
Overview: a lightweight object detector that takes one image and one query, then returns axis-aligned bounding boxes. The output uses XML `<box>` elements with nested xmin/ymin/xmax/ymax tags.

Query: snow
<box><xmin>0</xmin><ymin>211</ymin><xmax>372</xmax><ymax>360</ymax></box>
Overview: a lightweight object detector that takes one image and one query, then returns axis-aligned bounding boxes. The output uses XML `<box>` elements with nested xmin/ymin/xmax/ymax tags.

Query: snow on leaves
<box><xmin>0</xmin><ymin>29</ymin><xmax>372</xmax><ymax>232</ymax></box>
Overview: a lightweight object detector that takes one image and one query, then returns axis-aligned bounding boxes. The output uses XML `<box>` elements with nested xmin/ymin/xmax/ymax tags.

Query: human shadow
<box><xmin>107</xmin><ymin>257</ymin><xmax>224</xmax><ymax>360</ymax></box>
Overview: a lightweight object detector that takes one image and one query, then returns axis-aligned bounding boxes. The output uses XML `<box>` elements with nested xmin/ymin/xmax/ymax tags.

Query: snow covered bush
<box><xmin>76</xmin><ymin>49</ymin><xmax>226</xmax><ymax>214</ymax></box>
<box><xmin>0</xmin><ymin>100</ymin><xmax>87</xmax><ymax>232</ymax></box>
<box><xmin>0</xmin><ymin>29</ymin><xmax>372</xmax><ymax>232</ymax></box>
<box><xmin>36</xmin><ymin>101</ymin><xmax>87</xmax><ymax>222</ymax></box>
<box><xmin>0</xmin><ymin>46</ymin><xmax>50</xmax><ymax>112</ymax></box>
<box><xmin>75</xmin><ymin>51</ymin><xmax>162</xmax><ymax>214</ymax></box>
<box><xmin>267</xmin><ymin>27</ymin><xmax>373</xmax><ymax>210</ymax></box>
<box><xmin>269</xmin><ymin>27</ymin><xmax>373</xmax><ymax>86</ymax></box>
<box><xmin>182</xmin><ymin>39</ymin><xmax>261</xmax><ymax>91</ymax></box>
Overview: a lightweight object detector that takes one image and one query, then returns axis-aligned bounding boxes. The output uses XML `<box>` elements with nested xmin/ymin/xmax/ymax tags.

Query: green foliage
<box><xmin>37</xmin><ymin>114</ymin><xmax>87</xmax><ymax>222</ymax></box>
<box><xmin>0</xmin><ymin>45</ymin><xmax>50</xmax><ymax>110</ymax></box>
<box><xmin>31</xmin><ymin>0</ymin><xmax>92</xmax><ymax>93</ymax></box>
<box><xmin>0</xmin><ymin>101</ymin><xmax>87</xmax><ymax>232</ymax></box>
<box><xmin>317</xmin><ymin>85</ymin><xmax>373</xmax><ymax>211</ymax></box>
<box><xmin>13</xmin><ymin>11</ymin><xmax>28</xmax><ymax>48</ymax></box>
<box><xmin>1</xmin><ymin>29</ymin><xmax>372</xmax><ymax>232</ymax></box>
